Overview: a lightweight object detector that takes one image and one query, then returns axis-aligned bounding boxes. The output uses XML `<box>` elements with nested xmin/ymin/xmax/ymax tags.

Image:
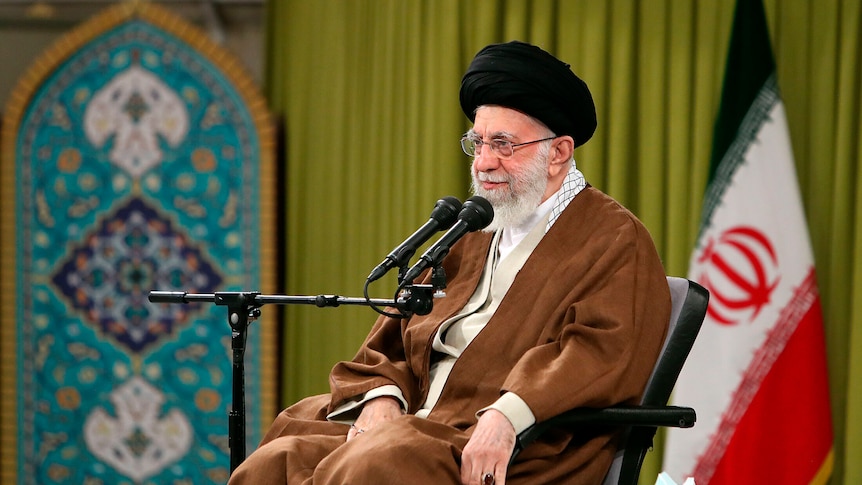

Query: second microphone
<box><xmin>401</xmin><ymin>196</ymin><xmax>494</xmax><ymax>283</ymax></box>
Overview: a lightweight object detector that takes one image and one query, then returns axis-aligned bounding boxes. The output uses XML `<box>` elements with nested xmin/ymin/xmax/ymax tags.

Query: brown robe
<box><xmin>229</xmin><ymin>186</ymin><xmax>671</xmax><ymax>484</ymax></box>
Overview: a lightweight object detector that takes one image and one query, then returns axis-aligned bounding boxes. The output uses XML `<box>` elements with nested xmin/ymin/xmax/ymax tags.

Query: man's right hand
<box><xmin>346</xmin><ymin>396</ymin><xmax>403</xmax><ymax>441</ymax></box>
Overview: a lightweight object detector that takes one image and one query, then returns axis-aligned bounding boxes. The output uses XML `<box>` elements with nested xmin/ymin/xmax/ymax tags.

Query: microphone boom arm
<box><xmin>148</xmin><ymin>290</ymin><xmax>401</xmax><ymax>309</ymax></box>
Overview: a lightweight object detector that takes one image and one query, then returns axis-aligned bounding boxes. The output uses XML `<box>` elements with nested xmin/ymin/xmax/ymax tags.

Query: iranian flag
<box><xmin>663</xmin><ymin>0</ymin><xmax>834</xmax><ymax>483</ymax></box>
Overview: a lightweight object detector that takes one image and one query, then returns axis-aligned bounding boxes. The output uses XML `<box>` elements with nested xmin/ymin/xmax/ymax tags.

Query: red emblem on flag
<box><xmin>697</xmin><ymin>226</ymin><xmax>780</xmax><ymax>325</ymax></box>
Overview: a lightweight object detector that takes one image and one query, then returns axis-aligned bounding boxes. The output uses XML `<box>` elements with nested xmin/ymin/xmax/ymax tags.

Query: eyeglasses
<box><xmin>460</xmin><ymin>135</ymin><xmax>557</xmax><ymax>159</ymax></box>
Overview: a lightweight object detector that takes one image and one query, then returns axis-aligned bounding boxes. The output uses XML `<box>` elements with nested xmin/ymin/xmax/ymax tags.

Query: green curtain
<box><xmin>264</xmin><ymin>1</ymin><xmax>862</xmax><ymax>483</ymax></box>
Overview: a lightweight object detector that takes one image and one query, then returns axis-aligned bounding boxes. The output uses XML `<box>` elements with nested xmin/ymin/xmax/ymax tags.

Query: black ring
<box><xmin>482</xmin><ymin>472</ymin><xmax>495</xmax><ymax>485</ymax></box>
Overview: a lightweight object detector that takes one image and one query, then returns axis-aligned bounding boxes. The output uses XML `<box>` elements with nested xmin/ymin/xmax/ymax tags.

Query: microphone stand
<box><xmin>147</xmin><ymin>286</ymin><xmax>439</xmax><ymax>474</ymax></box>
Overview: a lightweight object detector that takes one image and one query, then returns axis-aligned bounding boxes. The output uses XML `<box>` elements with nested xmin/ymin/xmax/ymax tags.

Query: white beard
<box><xmin>470</xmin><ymin>147</ymin><xmax>551</xmax><ymax>232</ymax></box>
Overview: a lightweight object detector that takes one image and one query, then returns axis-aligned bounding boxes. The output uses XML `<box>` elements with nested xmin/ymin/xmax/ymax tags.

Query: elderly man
<box><xmin>229</xmin><ymin>41</ymin><xmax>670</xmax><ymax>485</ymax></box>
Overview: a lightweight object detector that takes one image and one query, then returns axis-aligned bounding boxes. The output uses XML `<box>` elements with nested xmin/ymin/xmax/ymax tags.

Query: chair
<box><xmin>509</xmin><ymin>276</ymin><xmax>709</xmax><ymax>485</ymax></box>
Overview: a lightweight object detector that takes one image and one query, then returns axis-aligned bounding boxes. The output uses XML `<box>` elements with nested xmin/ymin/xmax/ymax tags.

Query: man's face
<box><xmin>468</xmin><ymin>106</ymin><xmax>554</xmax><ymax>231</ymax></box>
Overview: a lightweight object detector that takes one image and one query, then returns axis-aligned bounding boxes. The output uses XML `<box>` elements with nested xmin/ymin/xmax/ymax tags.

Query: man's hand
<box><xmin>346</xmin><ymin>396</ymin><xmax>403</xmax><ymax>441</ymax></box>
<box><xmin>460</xmin><ymin>409</ymin><xmax>516</xmax><ymax>485</ymax></box>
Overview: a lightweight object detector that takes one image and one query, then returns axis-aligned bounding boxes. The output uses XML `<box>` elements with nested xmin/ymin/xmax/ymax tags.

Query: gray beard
<box><xmin>470</xmin><ymin>151</ymin><xmax>550</xmax><ymax>232</ymax></box>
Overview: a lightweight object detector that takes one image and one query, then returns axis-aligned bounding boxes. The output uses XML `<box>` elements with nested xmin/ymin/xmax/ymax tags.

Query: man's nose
<box><xmin>472</xmin><ymin>147</ymin><xmax>501</xmax><ymax>172</ymax></box>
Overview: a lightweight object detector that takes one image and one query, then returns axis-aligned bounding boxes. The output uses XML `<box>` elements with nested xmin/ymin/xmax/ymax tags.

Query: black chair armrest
<box><xmin>510</xmin><ymin>405</ymin><xmax>696</xmax><ymax>465</ymax></box>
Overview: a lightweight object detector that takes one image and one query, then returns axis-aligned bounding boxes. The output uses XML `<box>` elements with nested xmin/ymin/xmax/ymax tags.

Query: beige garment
<box><xmin>419</xmin><ymin>209</ymin><xmax>549</xmax><ymax>420</ymax></box>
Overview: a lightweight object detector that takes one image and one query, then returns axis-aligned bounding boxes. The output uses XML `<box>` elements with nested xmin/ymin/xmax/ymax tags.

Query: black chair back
<box><xmin>603</xmin><ymin>277</ymin><xmax>709</xmax><ymax>485</ymax></box>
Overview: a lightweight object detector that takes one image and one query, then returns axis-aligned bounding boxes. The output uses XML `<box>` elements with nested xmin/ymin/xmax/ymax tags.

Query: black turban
<box><xmin>460</xmin><ymin>41</ymin><xmax>597</xmax><ymax>148</ymax></box>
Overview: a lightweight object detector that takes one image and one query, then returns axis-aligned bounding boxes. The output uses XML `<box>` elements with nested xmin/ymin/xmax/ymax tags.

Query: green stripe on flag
<box><xmin>709</xmin><ymin>0</ymin><xmax>776</xmax><ymax>180</ymax></box>
<box><xmin>698</xmin><ymin>75</ymin><xmax>779</xmax><ymax>238</ymax></box>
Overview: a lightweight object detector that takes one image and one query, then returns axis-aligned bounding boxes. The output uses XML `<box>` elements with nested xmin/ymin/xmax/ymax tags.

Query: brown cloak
<box><xmin>230</xmin><ymin>186</ymin><xmax>670</xmax><ymax>484</ymax></box>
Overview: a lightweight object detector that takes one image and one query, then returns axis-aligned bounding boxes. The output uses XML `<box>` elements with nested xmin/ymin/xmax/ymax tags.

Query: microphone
<box><xmin>367</xmin><ymin>196</ymin><xmax>462</xmax><ymax>282</ymax></box>
<box><xmin>401</xmin><ymin>195</ymin><xmax>494</xmax><ymax>283</ymax></box>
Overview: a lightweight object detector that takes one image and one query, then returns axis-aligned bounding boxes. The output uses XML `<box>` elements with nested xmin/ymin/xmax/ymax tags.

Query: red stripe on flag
<box><xmin>706</xmin><ymin>295</ymin><xmax>833</xmax><ymax>484</ymax></box>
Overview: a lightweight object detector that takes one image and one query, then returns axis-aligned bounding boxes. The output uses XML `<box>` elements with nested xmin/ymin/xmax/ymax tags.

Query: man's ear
<box><xmin>549</xmin><ymin>135</ymin><xmax>575</xmax><ymax>175</ymax></box>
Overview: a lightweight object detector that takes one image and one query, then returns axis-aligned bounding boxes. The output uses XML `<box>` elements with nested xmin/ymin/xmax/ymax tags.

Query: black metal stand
<box><xmin>147</xmin><ymin>285</ymin><xmax>438</xmax><ymax>474</ymax></box>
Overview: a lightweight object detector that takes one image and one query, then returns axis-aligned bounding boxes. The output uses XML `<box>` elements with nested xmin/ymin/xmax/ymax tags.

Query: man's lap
<box><xmin>230</xmin><ymin>397</ymin><xmax>467</xmax><ymax>485</ymax></box>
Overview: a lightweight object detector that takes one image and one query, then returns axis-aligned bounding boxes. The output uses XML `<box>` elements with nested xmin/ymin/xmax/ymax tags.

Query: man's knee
<box><xmin>228</xmin><ymin>439</ymin><xmax>289</xmax><ymax>485</ymax></box>
<box><xmin>228</xmin><ymin>433</ymin><xmax>343</xmax><ymax>485</ymax></box>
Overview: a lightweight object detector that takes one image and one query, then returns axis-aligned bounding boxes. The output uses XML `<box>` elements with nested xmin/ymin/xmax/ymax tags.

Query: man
<box><xmin>229</xmin><ymin>40</ymin><xmax>670</xmax><ymax>485</ymax></box>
